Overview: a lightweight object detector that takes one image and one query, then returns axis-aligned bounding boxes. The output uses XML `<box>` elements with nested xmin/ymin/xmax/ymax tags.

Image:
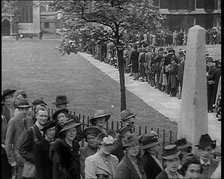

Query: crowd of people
<box><xmin>1</xmin><ymin>89</ymin><xmax>222</xmax><ymax>179</ymax></box>
<box><xmin>90</xmin><ymin>40</ymin><xmax>221</xmax><ymax>119</ymax></box>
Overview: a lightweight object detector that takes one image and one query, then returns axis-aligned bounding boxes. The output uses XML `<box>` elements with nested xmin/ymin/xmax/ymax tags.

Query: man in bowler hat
<box><xmin>53</xmin><ymin>95</ymin><xmax>82</xmax><ymax>141</ymax></box>
<box><xmin>195</xmin><ymin>134</ymin><xmax>219</xmax><ymax>179</ymax></box>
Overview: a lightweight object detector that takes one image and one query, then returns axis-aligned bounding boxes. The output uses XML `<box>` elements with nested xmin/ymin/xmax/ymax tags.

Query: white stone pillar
<box><xmin>178</xmin><ymin>25</ymin><xmax>208</xmax><ymax>153</ymax></box>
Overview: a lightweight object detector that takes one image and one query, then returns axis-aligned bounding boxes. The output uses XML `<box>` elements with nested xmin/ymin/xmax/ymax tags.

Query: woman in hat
<box><xmin>80</xmin><ymin>126</ymin><xmax>101</xmax><ymax>179</ymax></box>
<box><xmin>35</xmin><ymin>120</ymin><xmax>57</xmax><ymax>179</ymax></box>
<box><xmin>156</xmin><ymin>144</ymin><xmax>183</xmax><ymax>179</ymax></box>
<box><xmin>141</xmin><ymin>131</ymin><xmax>163</xmax><ymax>179</ymax></box>
<box><xmin>120</xmin><ymin>109</ymin><xmax>136</xmax><ymax>126</ymax></box>
<box><xmin>52</xmin><ymin>108</ymin><xmax>69</xmax><ymax>138</ymax></box>
<box><xmin>90</xmin><ymin>110</ymin><xmax>111</xmax><ymax>133</ymax></box>
<box><xmin>195</xmin><ymin>134</ymin><xmax>219</xmax><ymax>179</ymax></box>
<box><xmin>85</xmin><ymin>132</ymin><xmax>118</xmax><ymax>179</ymax></box>
<box><xmin>115</xmin><ymin>135</ymin><xmax>146</xmax><ymax>179</ymax></box>
<box><xmin>179</xmin><ymin>155</ymin><xmax>203</xmax><ymax>179</ymax></box>
<box><xmin>2</xmin><ymin>89</ymin><xmax>16</xmax><ymax>123</ymax></box>
<box><xmin>175</xmin><ymin>138</ymin><xmax>192</xmax><ymax>167</ymax></box>
<box><xmin>50</xmin><ymin>119</ymin><xmax>82</xmax><ymax>179</ymax></box>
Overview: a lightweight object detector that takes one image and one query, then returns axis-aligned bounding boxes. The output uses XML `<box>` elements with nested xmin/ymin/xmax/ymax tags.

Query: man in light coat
<box><xmin>5</xmin><ymin>99</ymin><xmax>34</xmax><ymax>179</ymax></box>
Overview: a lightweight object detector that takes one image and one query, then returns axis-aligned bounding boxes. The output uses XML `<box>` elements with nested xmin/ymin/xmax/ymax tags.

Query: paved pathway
<box><xmin>79</xmin><ymin>52</ymin><xmax>221</xmax><ymax>145</ymax></box>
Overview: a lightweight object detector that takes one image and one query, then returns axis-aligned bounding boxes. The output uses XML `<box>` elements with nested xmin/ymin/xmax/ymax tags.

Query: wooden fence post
<box><xmin>169</xmin><ymin>130</ymin><xmax>173</xmax><ymax>144</ymax></box>
<box><xmin>139</xmin><ymin>126</ymin><xmax>141</xmax><ymax>135</ymax></box>
<box><xmin>145</xmin><ymin>126</ymin><xmax>147</xmax><ymax>134</ymax></box>
<box><xmin>111</xmin><ymin>121</ymin><xmax>114</xmax><ymax>130</ymax></box>
<box><xmin>163</xmin><ymin>129</ymin><xmax>166</xmax><ymax>154</ymax></box>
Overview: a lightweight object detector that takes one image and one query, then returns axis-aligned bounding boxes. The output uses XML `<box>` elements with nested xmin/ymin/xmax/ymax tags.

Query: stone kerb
<box><xmin>178</xmin><ymin>25</ymin><xmax>208</xmax><ymax>153</ymax></box>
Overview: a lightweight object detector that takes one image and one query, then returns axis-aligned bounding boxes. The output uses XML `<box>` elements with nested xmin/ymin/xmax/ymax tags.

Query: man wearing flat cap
<box><xmin>195</xmin><ymin>134</ymin><xmax>219</xmax><ymax>179</ymax></box>
<box><xmin>53</xmin><ymin>95</ymin><xmax>83</xmax><ymax>141</ymax></box>
<box><xmin>2</xmin><ymin>89</ymin><xmax>16</xmax><ymax>123</ymax></box>
<box><xmin>5</xmin><ymin>99</ymin><xmax>34</xmax><ymax>179</ymax></box>
<box><xmin>141</xmin><ymin>131</ymin><xmax>163</xmax><ymax>179</ymax></box>
<box><xmin>80</xmin><ymin>126</ymin><xmax>101</xmax><ymax>179</ymax></box>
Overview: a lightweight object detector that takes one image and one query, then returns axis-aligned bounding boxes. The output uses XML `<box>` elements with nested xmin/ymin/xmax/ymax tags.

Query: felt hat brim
<box><xmin>17</xmin><ymin>105</ymin><xmax>32</xmax><ymax>108</ymax></box>
<box><xmin>58</xmin><ymin>122</ymin><xmax>82</xmax><ymax>135</ymax></box>
<box><xmin>141</xmin><ymin>139</ymin><xmax>162</xmax><ymax>150</ymax></box>
<box><xmin>53</xmin><ymin>108</ymin><xmax>69</xmax><ymax>120</ymax></box>
<box><xmin>2</xmin><ymin>89</ymin><xmax>16</xmax><ymax>99</ymax></box>
<box><xmin>90</xmin><ymin>114</ymin><xmax>111</xmax><ymax>125</ymax></box>
<box><xmin>121</xmin><ymin>113</ymin><xmax>136</xmax><ymax>122</ymax></box>
<box><xmin>162</xmin><ymin>151</ymin><xmax>181</xmax><ymax>160</ymax></box>
<box><xmin>122</xmin><ymin>135</ymin><xmax>142</xmax><ymax>148</ymax></box>
<box><xmin>177</xmin><ymin>143</ymin><xmax>192</xmax><ymax>150</ymax></box>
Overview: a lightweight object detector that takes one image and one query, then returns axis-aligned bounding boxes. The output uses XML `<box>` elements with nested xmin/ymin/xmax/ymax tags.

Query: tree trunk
<box><xmin>15</xmin><ymin>22</ymin><xmax>19</xmax><ymax>40</ymax></box>
<box><xmin>117</xmin><ymin>48</ymin><xmax>126</xmax><ymax>111</ymax></box>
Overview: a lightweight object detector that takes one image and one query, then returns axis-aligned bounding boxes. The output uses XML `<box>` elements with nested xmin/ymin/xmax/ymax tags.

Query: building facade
<box><xmin>159</xmin><ymin>0</ymin><xmax>221</xmax><ymax>31</ymax></box>
<box><xmin>2</xmin><ymin>0</ymin><xmax>41</xmax><ymax>36</ymax></box>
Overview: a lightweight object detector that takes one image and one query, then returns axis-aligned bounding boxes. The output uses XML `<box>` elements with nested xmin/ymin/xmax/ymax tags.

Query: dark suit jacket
<box><xmin>35</xmin><ymin>139</ymin><xmax>53</xmax><ymax>179</ymax></box>
<box><xmin>200</xmin><ymin>158</ymin><xmax>219</xmax><ymax>179</ymax></box>
<box><xmin>19</xmin><ymin>124</ymin><xmax>45</xmax><ymax>164</ymax></box>
<box><xmin>155</xmin><ymin>171</ymin><xmax>169</xmax><ymax>179</ymax></box>
<box><xmin>115</xmin><ymin>155</ymin><xmax>146</xmax><ymax>179</ymax></box>
<box><xmin>142</xmin><ymin>152</ymin><xmax>163</xmax><ymax>179</ymax></box>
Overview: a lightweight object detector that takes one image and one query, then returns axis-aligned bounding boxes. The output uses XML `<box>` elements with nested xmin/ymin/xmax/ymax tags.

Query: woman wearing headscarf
<box><xmin>85</xmin><ymin>132</ymin><xmax>118</xmax><ymax>179</ymax></box>
<box><xmin>35</xmin><ymin>120</ymin><xmax>57</xmax><ymax>179</ymax></box>
<box><xmin>115</xmin><ymin>135</ymin><xmax>146</xmax><ymax>179</ymax></box>
<box><xmin>50</xmin><ymin>119</ymin><xmax>82</xmax><ymax>179</ymax></box>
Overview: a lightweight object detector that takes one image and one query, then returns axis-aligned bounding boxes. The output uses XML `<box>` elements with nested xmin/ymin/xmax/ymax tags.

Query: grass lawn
<box><xmin>2</xmin><ymin>39</ymin><xmax>220</xmax><ymax>142</ymax></box>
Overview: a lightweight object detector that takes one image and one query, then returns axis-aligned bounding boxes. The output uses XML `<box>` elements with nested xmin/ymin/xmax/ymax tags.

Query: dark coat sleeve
<box><xmin>19</xmin><ymin>128</ymin><xmax>35</xmax><ymax>163</ymax></box>
<box><xmin>115</xmin><ymin>164</ymin><xmax>131</xmax><ymax>179</ymax></box>
<box><xmin>155</xmin><ymin>171</ymin><xmax>169</xmax><ymax>179</ymax></box>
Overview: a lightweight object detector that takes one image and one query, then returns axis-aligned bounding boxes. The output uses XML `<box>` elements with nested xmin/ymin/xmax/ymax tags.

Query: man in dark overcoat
<box><xmin>5</xmin><ymin>99</ymin><xmax>34</xmax><ymax>179</ymax></box>
<box><xmin>19</xmin><ymin>105</ymin><xmax>48</xmax><ymax>179</ymax></box>
<box><xmin>141</xmin><ymin>131</ymin><xmax>163</xmax><ymax>179</ymax></box>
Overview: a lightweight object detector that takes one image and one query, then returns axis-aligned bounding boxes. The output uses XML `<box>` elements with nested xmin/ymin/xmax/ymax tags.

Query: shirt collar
<box><xmin>35</xmin><ymin>121</ymin><xmax>43</xmax><ymax>130</ymax></box>
<box><xmin>200</xmin><ymin>158</ymin><xmax>210</xmax><ymax>165</ymax></box>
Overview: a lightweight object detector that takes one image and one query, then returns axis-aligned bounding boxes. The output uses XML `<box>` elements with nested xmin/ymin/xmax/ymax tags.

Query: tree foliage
<box><xmin>50</xmin><ymin>0</ymin><xmax>165</xmax><ymax>110</ymax></box>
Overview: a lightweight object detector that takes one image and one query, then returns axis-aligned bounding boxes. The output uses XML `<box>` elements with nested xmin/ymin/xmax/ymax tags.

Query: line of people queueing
<box><xmin>104</xmin><ymin>43</ymin><xmax>221</xmax><ymax>115</ymax></box>
<box><xmin>1</xmin><ymin>89</ymin><xmax>221</xmax><ymax>179</ymax></box>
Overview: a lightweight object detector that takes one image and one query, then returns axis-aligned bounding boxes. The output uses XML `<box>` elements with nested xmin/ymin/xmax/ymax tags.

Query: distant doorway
<box><xmin>2</xmin><ymin>19</ymin><xmax>10</xmax><ymax>36</ymax></box>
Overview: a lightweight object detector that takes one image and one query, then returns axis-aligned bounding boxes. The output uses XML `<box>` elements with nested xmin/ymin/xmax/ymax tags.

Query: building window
<box><xmin>160</xmin><ymin>0</ymin><xmax>168</xmax><ymax>9</ymax></box>
<box><xmin>177</xmin><ymin>0</ymin><xmax>189</xmax><ymax>9</ymax></box>
<box><xmin>44</xmin><ymin>22</ymin><xmax>49</xmax><ymax>28</ymax></box>
<box><xmin>196</xmin><ymin>0</ymin><xmax>204</xmax><ymax>9</ymax></box>
<box><xmin>18</xmin><ymin>2</ymin><xmax>33</xmax><ymax>23</ymax></box>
